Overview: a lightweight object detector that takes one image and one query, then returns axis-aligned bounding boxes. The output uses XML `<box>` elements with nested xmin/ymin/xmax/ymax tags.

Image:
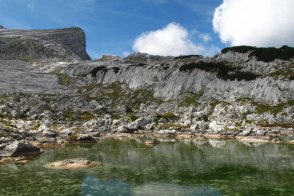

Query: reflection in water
<box><xmin>133</xmin><ymin>183</ymin><xmax>221</xmax><ymax>196</ymax></box>
<box><xmin>0</xmin><ymin>139</ymin><xmax>294</xmax><ymax>195</ymax></box>
<box><xmin>81</xmin><ymin>176</ymin><xmax>132</xmax><ymax>195</ymax></box>
<box><xmin>81</xmin><ymin>176</ymin><xmax>220</xmax><ymax>196</ymax></box>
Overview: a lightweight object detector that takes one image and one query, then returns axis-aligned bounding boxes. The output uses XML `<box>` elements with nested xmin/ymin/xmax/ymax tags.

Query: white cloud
<box><xmin>133</xmin><ymin>23</ymin><xmax>204</xmax><ymax>56</ymax></box>
<box><xmin>213</xmin><ymin>0</ymin><xmax>294</xmax><ymax>47</ymax></box>
<box><xmin>199</xmin><ymin>33</ymin><xmax>212</xmax><ymax>43</ymax></box>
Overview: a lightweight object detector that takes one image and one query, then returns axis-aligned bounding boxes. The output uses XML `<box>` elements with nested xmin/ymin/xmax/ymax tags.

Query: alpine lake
<box><xmin>1</xmin><ymin>137</ymin><xmax>294</xmax><ymax>196</ymax></box>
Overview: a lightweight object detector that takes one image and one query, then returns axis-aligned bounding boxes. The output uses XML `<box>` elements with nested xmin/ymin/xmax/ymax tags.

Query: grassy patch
<box><xmin>157</xmin><ymin>112</ymin><xmax>177</xmax><ymax>120</ymax></box>
<box><xmin>80</xmin><ymin>82</ymin><xmax>162</xmax><ymax>110</ymax></box>
<box><xmin>255</xmin><ymin>100</ymin><xmax>294</xmax><ymax>115</ymax></box>
<box><xmin>269</xmin><ymin>63</ymin><xmax>294</xmax><ymax>80</ymax></box>
<box><xmin>0</xmin><ymin>118</ymin><xmax>13</xmax><ymax>127</ymax></box>
<box><xmin>179</xmin><ymin>93</ymin><xmax>202</xmax><ymax>107</ymax></box>
<box><xmin>126</xmin><ymin>113</ymin><xmax>139</xmax><ymax>121</ymax></box>
<box><xmin>56</xmin><ymin>73</ymin><xmax>75</xmax><ymax>86</ymax></box>
<box><xmin>258</xmin><ymin>123</ymin><xmax>294</xmax><ymax>129</ymax></box>
<box><xmin>65</xmin><ymin>111</ymin><xmax>95</xmax><ymax>121</ymax></box>
<box><xmin>19</xmin><ymin>57</ymin><xmax>35</xmax><ymax>64</ymax></box>
<box><xmin>237</xmin><ymin>98</ymin><xmax>294</xmax><ymax>115</ymax></box>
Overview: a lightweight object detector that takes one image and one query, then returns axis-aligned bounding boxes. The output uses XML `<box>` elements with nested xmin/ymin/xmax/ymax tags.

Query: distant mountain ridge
<box><xmin>0</xmin><ymin>27</ymin><xmax>90</xmax><ymax>62</ymax></box>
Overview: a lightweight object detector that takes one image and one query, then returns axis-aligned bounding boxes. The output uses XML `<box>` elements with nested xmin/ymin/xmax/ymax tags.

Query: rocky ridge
<box><xmin>0</xmin><ymin>27</ymin><xmax>294</xmax><ymax>159</ymax></box>
<box><xmin>0</xmin><ymin>27</ymin><xmax>90</xmax><ymax>62</ymax></box>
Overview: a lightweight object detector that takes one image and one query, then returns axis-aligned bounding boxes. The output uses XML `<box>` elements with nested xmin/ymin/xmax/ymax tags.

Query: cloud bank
<box><xmin>213</xmin><ymin>0</ymin><xmax>294</xmax><ymax>47</ymax></box>
<box><xmin>133</xmin><ymin>23</ymin><xmax>204</xmax><ymax>56</ymax></box>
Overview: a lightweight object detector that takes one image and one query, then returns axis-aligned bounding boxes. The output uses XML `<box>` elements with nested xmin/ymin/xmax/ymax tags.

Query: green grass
<box><xmin>237</xmin><ymin>98</ymin><xmax>294</xmax><ymax>115</ymax></box>
<box><xmin>56</xmin><ymin>73</ymin><xmax>75</xmax><ymax>86</ymax></box>
<box><xmin>258</xmin><ymin>123</ymin><xmax>294</xmax><ymax>129</ymax></box>
<box><xmin>255</xmin><ymin>100</ymin><xmax>294</xmax><ymax>115</ymax></box>
<box><xmin>0</xmin><ymin>118</ymin><xmax>13</xmax><ymax>127</ymax></box>
<box><xmin>64</xmin><ymin>111</ymin><xmax>95</xmax><ymax>121</ymax></box>
<box><xmin>127</xmin><ymin>113</ymin><xmax>139</xmax><ymax>121</ymax></box>
<box><xmin>80</xmin><ymin>82</ymin><xmax>162</xmax><ymax>110</ymax></box>
<box><xmin>179</xmin><ymin>93</ymin><xmax>202</xmax><ymax>107</ymax></box>
<box><xmin>157</xmin><ymin>112</ymin><xmax>177</xmax><ymax>120</ymax></box>
<box><xmin>268</xmin><ymin>63</ymin><xmax>294</xmax><ymax>80</ymax></box>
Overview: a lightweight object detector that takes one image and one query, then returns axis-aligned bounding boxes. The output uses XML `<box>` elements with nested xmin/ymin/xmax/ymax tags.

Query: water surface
<box><xmin>1</xmin><ymin>138</ymin><xmax>294</xmax><ymax>195</ymax></box>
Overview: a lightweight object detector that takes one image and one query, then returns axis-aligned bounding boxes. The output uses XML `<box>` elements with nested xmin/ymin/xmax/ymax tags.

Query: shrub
<box><xmin>221</xmin><ymin>45</ymin><xmax>294</xmax><ymax>62</ymax></box>
<box><xmin>157</xmin><ymin>112</ymin><xmax>177</xmax><ymax>120</ymax></box>
<box><xmin>179</xmin><ymin>61</ymin><xmax>259</xmax><ymax>81</ymax></box>
<box><xmin>221</xmin><ymin>46</ymin><xmax>256</xmax><ymax>54</ymax></box>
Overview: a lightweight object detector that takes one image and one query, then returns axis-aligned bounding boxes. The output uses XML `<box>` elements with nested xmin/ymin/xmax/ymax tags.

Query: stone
<box><xmin>127</xmin><ymin>117</ymin><xmax>150</xmax><ymax>131</ymax></box>
<box><xmin>46</xmin><ymin>158</ymin><xmax>97</xmax><ymax>169</ymax></box>
<box><xmin>0</xmin><ymin>141</ymin><xmax>42</xmax><ymax>157</ymax></box>
<box><xmin>289</xmin><ymin>140</ymin><xmax>294</xmax><ymax>144</ymax></box>
<box><xmin>76</xmin><ymin>134</ymin><xmax>97</xmax><ymax>143</ymax></box>
<box><xmin>158</xmin><ymin>130</ymin><xmax>176</xmax><ymax>135</ymax></box>
<box><xmin>209</xmin><ymin>121</ymin><xmax>225</xmax><ymax>133</ymax></box>
<box><xmin>42</xmin><ymin>130</ymin><xmax>58</xmax><ymax>138</ymax></box>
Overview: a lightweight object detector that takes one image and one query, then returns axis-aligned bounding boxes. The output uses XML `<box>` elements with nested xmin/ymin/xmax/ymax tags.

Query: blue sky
<box><xmin>0</xmin><ymin>0</ymin><xmax>225</xmax><ymax>58</ymax></box>
<box><xmin>1</xmin><ymin>0</ymin><xmax>293</xmax><ymax>59</ymax></box>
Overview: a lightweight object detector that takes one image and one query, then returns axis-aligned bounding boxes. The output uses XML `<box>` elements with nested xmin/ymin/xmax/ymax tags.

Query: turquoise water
<box><xmin>1</xmin><ymin>138</ymin><xmax>294</xmax><ymax>195</ymax></box>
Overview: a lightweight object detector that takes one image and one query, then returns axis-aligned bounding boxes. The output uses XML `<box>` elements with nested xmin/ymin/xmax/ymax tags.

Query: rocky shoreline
<box><xmin>0</xmin><ymin>26</ymin><xmax>294</xmax><ymax>162</ymax></box>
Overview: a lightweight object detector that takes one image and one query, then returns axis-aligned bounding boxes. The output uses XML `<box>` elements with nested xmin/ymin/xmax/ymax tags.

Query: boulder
<box><xmin>0</xmin><ymin>141</ymin><xmax>42</xmax><ymax>157</ymax></box>
<box><xmin>46</xmin><ymin>158</ymin><xmax>97</xmax><ymax>169</ymax></box>
<box><xmin>76</xmin><ymin>134</ymin><xmax>97</xmax><ymax>143</ymax></box>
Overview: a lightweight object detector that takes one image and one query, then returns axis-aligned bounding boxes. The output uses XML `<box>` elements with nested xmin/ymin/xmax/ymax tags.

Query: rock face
<box><xmin>0</xmin><ymin>60</ymin><xmax>69</xmax><ymax>94</ymax></box>
<box><xmin>0</xmin><ymin>27</ymin><xmax>90</xmax><ymax>61</ymax></box>
<box><xmin>64</xmin><ymin>50</ymin><xmax>294</xmax><ymax>104</ymax></box>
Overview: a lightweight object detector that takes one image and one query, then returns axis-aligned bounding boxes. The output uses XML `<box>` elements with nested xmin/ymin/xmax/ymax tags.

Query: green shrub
<box><xmin>127</xmin><ymin>113</ymin><xmax>139</xmax><ymax>121</ymax></box>
<box><xmin>221</xmin><ymin>46</ymin><xmax>256</xmax><ymax>53</ymax></box>
<box><xmin>174</xmin><ymin>55</ymin><xmax>202</xmax><ymax>60</ymax></box>
<box><xmin>56</xmin><ymin>73</ymin><xmax>74</xmax><ymax>86</ymax></box>
<box><xmin>249</xmin><ymin>45</ymin><xmax>294</xmax><ymax>62</ymax></box>
<box><xmin>65</xmin><ymin>111</ymin><xmax>95</xmax><ymax>121</ymax></box>
<box><xmin>157</xmin><ymin>112</ymin><xmax>177</xmax><ymax>120</ymax></box>
<box><xmin>221</xmin><ymin>45</ymin><xmax>294</xmax><ymax>62</ymax></box>
<box><xmin>179</xmin><ymin>93</ymin><xmax>202</xmax><ymax>107</ymax></box>
<box><xmin>179</xmin><ymin>61</ymin><xmax>259</xmax><ymax>81</ymax></box>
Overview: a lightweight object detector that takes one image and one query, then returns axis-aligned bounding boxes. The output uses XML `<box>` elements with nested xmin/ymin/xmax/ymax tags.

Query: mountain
<box><xmin>0</xmin><ymin>27</ymin><xmax>294</xmax><ymax>153</ymax></box>
<box><xmin>0</xmin><ymin>27</ymin><xmax>90</xmax><ymax>62</ymax></box>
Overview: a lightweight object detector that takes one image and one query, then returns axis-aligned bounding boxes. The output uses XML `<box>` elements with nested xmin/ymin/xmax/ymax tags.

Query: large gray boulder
<box><xmin>0</xmin><ymin>141</ymin><xmax>41</xmax><ymax>157</ymax></box>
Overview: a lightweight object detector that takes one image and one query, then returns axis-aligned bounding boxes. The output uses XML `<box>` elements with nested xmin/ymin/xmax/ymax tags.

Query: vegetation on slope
<box><xmin>179</xmin><ymin>61</ymin><xmax>260</xmax><ymax>81</ymax></box>
<box><xmin>222</xmin><ymin>45</ymin><xmax>294</xmax><ymax>62</ymax></box>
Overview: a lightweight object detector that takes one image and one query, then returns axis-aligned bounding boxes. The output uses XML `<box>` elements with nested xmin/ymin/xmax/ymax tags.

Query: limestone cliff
<box><xmin>0</xmin><ymin>27</ymin><xmax>90</xmax><ymax>62</ymax></box>
<box><xmin>63</xmin><ymin>47</ymin><xmax>294</xmax><ymax>105</ymax></box>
